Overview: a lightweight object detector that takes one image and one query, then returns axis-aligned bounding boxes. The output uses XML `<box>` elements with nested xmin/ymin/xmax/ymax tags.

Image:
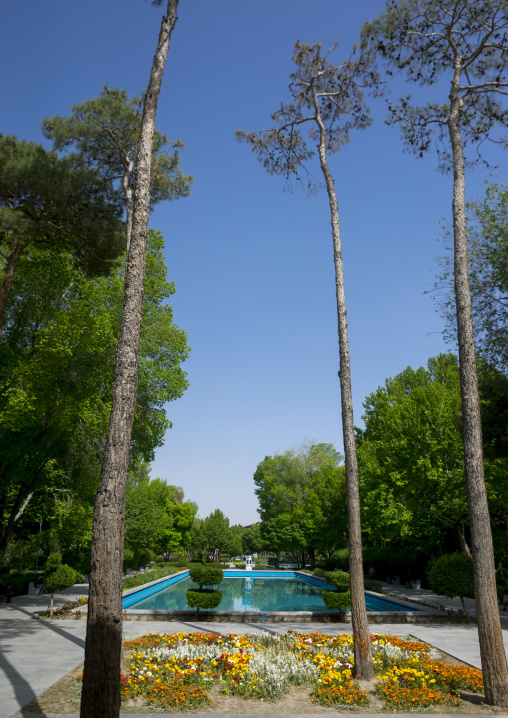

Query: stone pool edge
<box><xmin>117</xmin><ymin>569</ymin><xmax>453</xmax><ymax>624</ymax></box>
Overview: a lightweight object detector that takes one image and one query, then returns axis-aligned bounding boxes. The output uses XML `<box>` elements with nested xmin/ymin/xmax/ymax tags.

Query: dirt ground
<box><xmin>19</xmin><ymin>642</ymin><xmax>508</xmax><ymax>714</ymax></box>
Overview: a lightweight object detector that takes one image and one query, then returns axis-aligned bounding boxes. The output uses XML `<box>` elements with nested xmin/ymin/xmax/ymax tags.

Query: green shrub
<box><xmin>322</xmin><ymin>589</ymin><xmax>351</xmax><ymax>612</ymax></box>
<box><xmin>0</xmin><ymin>570</ymin><xmax>36</xmax><ymax>597</ymax></box>
<box><xmin>123</xmin><ymin>547</ymin><xmax>155</xmax><ymax>572</ymax></box>
<box><xmin>189</xmin><ymin>564</ymin><xmax>223</xmax><ymax>588</ymax></box>
<box><xmin>122</xmin><ymin>565</ymin><xmax>187</xmax><ymax>590</ymax></box>
<box><xmin>186</xmin><ymin>588</ymin><xmax>223</xmax><ymax>616</ymax></box>
<box><xmin>322</xmin><ymin>569</ymin><xmax>350</xmax><ymax>617</ymax></box>
<box><xmin>329</xmin><ymin>548</ymin><xmax>349</xmax><ymax>571</ymax></box>
<box><xmin>325</xmin><ymin>570</ymin><xmax>350</xmax><ymax>590</ymax></box>
<box><xmin>44</xmin><ymin>564</ymin><xmax>83</xmax><ymax>594</ymax></box>
<box><xmin>428</xmin><ymin>553</ymin><xmax>474</xmax><ymax>600</ymax></box>
<box><xmin>62</xmin><ymin>546</ymin><xmax>91</xmax><ymax>575</ymax></box>
<box><xmin>428</xmin><ymin>553</ymin><xmax>474</xmax><ymax>621</ymax></box>
<box><xmin>364</xmin><ymin>578</ymin><xmax>383</xmax><ymax>593</ymax></box>
<box><xmin>313</xmin><ymin>567</ymin><xmax>327</xmax><ymax>578</ymax></box>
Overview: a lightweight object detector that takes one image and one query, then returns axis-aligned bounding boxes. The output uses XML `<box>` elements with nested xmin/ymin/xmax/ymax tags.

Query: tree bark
<box><xmin>0</xmin><ymin>239</ymin><xmax>29</xmax><ymax>330</ymax></box>
<box><xmin>122</xmin><ymin>154</ymin><xmax>134</xmax><ymax>256</ymax></box>
<box><xmin>79</xmin><ymin>3</ymin><xmax>179</xmax><ymax>717</ymax></box>
<box><xmin>448</xmin><ymin>64</ymin><xmax>508</xmax><ymax>707</ymax></box>
<box><xmin>313</xmin><ymin>91</ymin><xmax>374</xmax><ymax>680</ymax></box>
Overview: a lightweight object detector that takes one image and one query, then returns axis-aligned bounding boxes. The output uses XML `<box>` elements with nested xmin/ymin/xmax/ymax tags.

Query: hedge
<box><xmin>122</xmin><ymin>565</ymin><xmax>188</xmax><ymax>591</ymax></box>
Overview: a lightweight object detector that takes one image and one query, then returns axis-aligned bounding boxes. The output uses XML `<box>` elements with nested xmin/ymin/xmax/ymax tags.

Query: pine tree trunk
<box><xmin>79</xmin><ymin>3</ymin><xmax>179</xmax><ymax>717</ymax></box>
<box><xmin>313</xmin><ymin>94</ymin><xmax>374</xmax><ymax>680</ymax></box>
<box><xmin>448</xmin><ymin>67</ymin><xmax>508</xmax><ymax>707</ymax></box>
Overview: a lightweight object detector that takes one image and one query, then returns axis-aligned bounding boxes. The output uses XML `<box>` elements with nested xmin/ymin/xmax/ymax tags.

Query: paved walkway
<box><xmin>2</xmin><ymin>582</ymin><xmax>508</xmax><ymax>717</ymax></box>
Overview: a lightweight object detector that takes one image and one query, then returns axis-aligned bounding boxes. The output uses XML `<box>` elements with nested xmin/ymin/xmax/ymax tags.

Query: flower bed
<box><xmin>118</xmin><ymin>631</ymin><xmax>484</xmax><ymax>711</ymax></box>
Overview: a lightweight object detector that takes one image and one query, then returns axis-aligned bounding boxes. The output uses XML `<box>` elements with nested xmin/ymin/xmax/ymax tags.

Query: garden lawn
<box><xmin>21</xmin><ymin>632</ymin><xmax>506</xmax><ymax>714</ymax></box>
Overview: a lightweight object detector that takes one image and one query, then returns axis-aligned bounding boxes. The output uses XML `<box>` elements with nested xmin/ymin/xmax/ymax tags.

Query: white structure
<box><xmin>245</xmin><ymin>555</ymin><xmax>253</xmax><ymax>571</ymax></box>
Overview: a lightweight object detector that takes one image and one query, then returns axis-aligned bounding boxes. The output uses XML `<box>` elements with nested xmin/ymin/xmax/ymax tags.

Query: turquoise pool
<box><xmin>123</xmin><ymin>571</ymin><xmax>420</xmax><ymax>613</ymax></box>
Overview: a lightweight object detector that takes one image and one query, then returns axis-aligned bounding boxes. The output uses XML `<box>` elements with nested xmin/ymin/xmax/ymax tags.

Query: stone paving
<box><xmin>2</xmin><ymin>581</ymin><xmax>508</xmax><ymax>717</ymax></box>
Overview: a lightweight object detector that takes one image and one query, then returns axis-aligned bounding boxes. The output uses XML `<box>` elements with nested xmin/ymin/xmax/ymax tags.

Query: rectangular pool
<box><xmin>123</xmin><ymin>571</ymin><xmax>421</xmax><ymax>613</ymax></box>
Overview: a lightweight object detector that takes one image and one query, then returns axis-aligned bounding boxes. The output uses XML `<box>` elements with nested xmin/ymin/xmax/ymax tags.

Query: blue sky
<box><xmin>3</xmin><ymin>1</ymin><xmax>506</xmax><ymax>525</ymax></box>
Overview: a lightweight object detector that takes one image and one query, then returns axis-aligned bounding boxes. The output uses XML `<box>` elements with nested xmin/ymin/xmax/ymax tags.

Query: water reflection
<box><xmin>127</xmin><ymin>577</ymin><xmax>415</xmax><ymax>613</ymax></box>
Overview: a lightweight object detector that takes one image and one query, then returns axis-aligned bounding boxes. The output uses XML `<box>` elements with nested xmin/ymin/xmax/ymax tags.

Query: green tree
<box><xmin>0</xmin><ymin>230</ymin><xmax>189</xmax><ymax>559</ymax></box>
<box><xmin>242</xmin><ymin>523</ymin><xmax>265</xmax><ymax>555</ymax></box>
<box><xmin>254</xmin><ymin>443</ymin><xmax>346</xmax><ymax>566</ymax></box>
<box><xmin>364</xmin><ymin>1</ymin><xmax>508</xmax><ymax>702</ymax></box>
<box><xmin>43</xmin><ymin>552</ymin><xmax>83</xmax><ymax>617</ymax></box>
<box><xmin>81</xmin><ymin>3</ymin><xmax>182</xmax><ymax>712</ymax></box>
<box><xmin>202</xmin><ymin>509</ymin><xmax>232</xmax><ymax>558</ymax></box>
<box><xmin>357</xmin><ymin>354</ymin><xmax>508</xmax><ymax>570</ymax></box>
<box><xmin>0</xmin><ymin>135</ymin><xmax>124</xmax><ymax>328</ymax></box>
<box><xmin>124</xmin><ymin>469</ymin><xmax>196</xmax><ymax>564</ymax></box>
<box><xmin>434</xmin><ymin>183</ymin><xmax>508</xmax><ymax>375</ymax></box>
<box><xmin>42</xmin><ymin>85</ymin><xmax>192</xmax><ymax>254</ymax></box>
<box><xmin>237</xmin><ymin>41</ymin><xmax>377</xmax><ymax>679</ymax></box>
<box><xmin>357</xmin><ymin>354</ymin><xmax>470</xmax><ymax>551</ymax></box>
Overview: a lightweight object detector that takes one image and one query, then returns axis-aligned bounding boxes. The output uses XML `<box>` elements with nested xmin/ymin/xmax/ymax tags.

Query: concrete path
<box><xmin>2</xmin><ymin>582</ymin><xmax>508</xmax><ymax>717</ymax></box>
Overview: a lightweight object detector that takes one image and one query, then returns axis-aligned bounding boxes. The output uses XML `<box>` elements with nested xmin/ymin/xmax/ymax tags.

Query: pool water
<box><xmin>125</xmin><ymin>575</ymin><xmax>418</xmax><ymax>613</ymax></box>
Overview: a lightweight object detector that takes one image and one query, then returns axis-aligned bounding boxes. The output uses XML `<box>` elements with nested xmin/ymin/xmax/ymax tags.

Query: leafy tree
<box><xmin>237</xmin><ymin>41</ymin><xmax>377</xmax><ymax>679</ymax></box>
<box><xmin>42</xmin><ymin>85</ymin><xmax>192</xmax><ymax>254</ymax></box>
<box><xmin>357</xmin><ymin>354</ymin><xmax>508</xmax><ymax>570</ymax></box>
<box><xmin>428</xmin><ymin>553</ymin><xmax>474</xmax><ymax>621</ymax></box>
<box><xmin>434</xmin><ymin>182</ymin><xmax>508</xmax><ymax>375</ymax></box>
<box><xmin>0</xmin><ymin>230</ymin><xmax>189</xmax><ymax>560</ymax></box>
<box><xmin>124</xmin><ymin>470</ymin><xmax>196</xmax><ymax>564</ymax></box>
<box><xmin>81</xmin><ymin>2</ymin><xmax>183</xmax><ymax>712</ymax></box>
<box><xmin>254</xmin><ymin>443</ymin><xmax>346</xmax><ymax>567</ymax></box>
<box><xmin>357</xmin><ymin>354</ymin><xmax>470</xmax><ymax>551</ymax></box>
<box><xmin>364</xmin><ymin>0</ymin><xmax>508</xmax><ymax>702</ymax></box>
<box><xmin>0</xmin><ymin>135</ymin><xmax>124</xmax><ymax>328</ymax></box>
<box><xmin>242</xmin><ymin>523</ymin><xmax>265</xmax><ymax>555</ymax></box>
<box><xmin>202</xmin><ymin>509</ymin><xmax>232</xmax><ymax>557</ymax></box>
<box><xmin>228</xmin><ymin>524</ymin><xmax>245</xmax><ymax>558</ymax></box>
<box><xmin>43</xmin><ymin>552</ymin><xmax>83</xmax><ymax>617</ymax></box>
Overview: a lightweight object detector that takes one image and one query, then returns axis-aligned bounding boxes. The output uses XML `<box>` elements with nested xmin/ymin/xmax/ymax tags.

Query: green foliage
<box><xmin>357</xmin><ymin>355</ymin><xmax>470</xmax><ymax>548</ymax></box>
<box><xmin>364</xmin><ymin>579</ymin><xmax>383</xmax><ymax>593</ymax></box>
<box><xmin>122</xmin><ymin>565</ymin><xmax>188</xmax><ymax>590</ymax></box>
<box><xmin>0</xmin><ymin>134</ymin><xmax>124</xmax><ymax>275</ymax></box>
<box><xmin>0</xmin><ymin>230</ymin><xmax>190</xmax><ymax>557</ymax></box>
<box><xmin>433</xmin><ymin>184</ymin><xmax>508</xmax><ymax>375</ymax></box>
<box><xmin>42</xmin><ymin>86</ymin><xmax>192</xmax><ymax>214</ymax></box>
<box><xmin>255</xmin><ymin>442</ymin><xmax>346</xmax><ymax>557</ymax></box>
<box><xmin>44</xmin><ymin>552</ymin><xmax>63</xmax><ymax>573</ymax></box>
<box><xmin>330</xmin><ymin>548</ymin><xmax>349</xmax><ymax>571</ymax></box>
<box><xmin>428</xmin><ymin>553</ymin><xmax>474</xmax><ymax>601</ymax></box>
<box><xmin>322</xmin><ymin>569</ymin><xmax>351</xmax><ymax>613</ymax></box>
<box><xmin>242</xmin><ymin>523</ymin><xmax>264</xmax><ymax>554</ymax></box>
<box><xmin>189</xmin><ymin>563</ymin><xmax>223</xmax><ymax>588</ymax></box>
<box><xmin>186</xmin><ymin>588</ymin><xmax>222</xmax><ymax>612</ymax></box>
<box><xmin>44</xmin><ymin>563</ymin><xmax>83</xmax><ymax>594</ymax></box>
<box><xmin>322</xmin><ymin>589</ymin><xmax>351</xmax><ymax>612</ymax></box>
<box><xmin>363</xmin><ymin>1</ymin><xmax>508</xmax><ymax>171</ymax></box>
<box><xmin>313</xmin><ymin>567</ymin><xmax>327</xmax><ymax>578</ymax></box>
<box><xmin>325</xmin><ymin>570</ymin><xmax>350</xmax><ymax>590</ymax></box>
<box><xmin>0</xmin><ymin>570</ymin><xmax>36</xmax><ymax>597</ymax></box>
